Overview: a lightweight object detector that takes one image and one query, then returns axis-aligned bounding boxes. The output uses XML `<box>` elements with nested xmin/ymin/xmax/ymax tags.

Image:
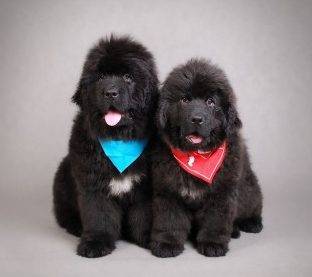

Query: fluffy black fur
<box><xmin>53</xmin><ymin>35</ymin><xmax>158</xmax><ymax>258</ymax></box>
<box><xmin>151</xmin><ymin>59</ymin><xmax>263</xmax><ymax>258</ymax></box>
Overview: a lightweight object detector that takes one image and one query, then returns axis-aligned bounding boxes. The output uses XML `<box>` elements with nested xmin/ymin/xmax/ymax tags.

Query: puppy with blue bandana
<box><xmin>53</xmin><ymin>35</ymin><xmax>158</xmax><ymax>257</ymax></box>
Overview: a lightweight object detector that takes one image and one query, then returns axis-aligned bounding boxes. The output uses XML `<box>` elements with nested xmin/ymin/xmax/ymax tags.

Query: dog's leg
<box><xmin>236</xmin><ymin>167</ymin><xmax>263</xmax><ymax>234</ymax></box>
<box><xmin>77</xmin><ymin>194</ymin><xmax>122</xmax><ymax>258</ymax></box>
<box><xmin>150</xmin><ymin>195</ymin><xmax>191</xmax><ymax>258</ymax></box>
<box><xmin>125</xmin><ymin>200</ymin><xmax>152</xmax><ymax>249</ymax></box>
<box><xmin>231</xmin><ymin>223</ymin><xmax>241</xmax><ymax>239</ymax></box>
<box><xmin>195</xmin><ymin>195</ymin><xmax>235</xmax><ymax>257</ymax></box>
<box><xmin>236</xmin><ymin>216</ymin><xmax>263</xmax><ymax>233</ymax></box>
<box><xmin>53</xmin><ymin>156</ymin><xmax>82</xmax><ymax>237</ymax></box>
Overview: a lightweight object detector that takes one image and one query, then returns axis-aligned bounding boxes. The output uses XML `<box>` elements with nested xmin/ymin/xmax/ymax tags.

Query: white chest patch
<box><xmin>108</xmin><ymin>174</ymin><xmax>142</xmax><ymax>196</ymax></box>
<box><xmin>180</xmin><ymin>187</ymin><xmax>204</xmax><ymax>200</ymax></box>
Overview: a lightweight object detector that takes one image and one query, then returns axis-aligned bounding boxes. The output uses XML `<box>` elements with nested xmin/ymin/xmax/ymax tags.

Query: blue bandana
<box><xmin>98</xmin><ymin>139</ymin><xmax>148</xmax><ymax>173</ymax></box>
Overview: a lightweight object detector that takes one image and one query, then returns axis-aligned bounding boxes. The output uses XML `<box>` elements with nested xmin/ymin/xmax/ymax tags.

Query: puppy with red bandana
<box><xmin>151</xmin><ymin>59</ymin><xmax>263</xmax><ymax>258</ymax></box>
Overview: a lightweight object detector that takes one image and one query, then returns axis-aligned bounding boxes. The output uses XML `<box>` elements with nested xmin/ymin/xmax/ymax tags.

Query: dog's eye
<box><xmin>206</xmin><ymin>98</ymin><xmax>215</xmax><ymax>107</ymax></box>
<box><xmin>181</xmin><ymin>96</ymin><xmax>189</xmax><ymax>103</ymax></box>
<box><xmin>123</xmin><ymin>74</ymin><xmax>133</xmax><ymax>83</ymax></box>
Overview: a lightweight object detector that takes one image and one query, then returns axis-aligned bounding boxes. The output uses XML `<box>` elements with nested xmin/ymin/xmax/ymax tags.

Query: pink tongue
<box><xmin>187</xmin><ymin>135</ymin><xmax>203</xmax><ymax>144</ymax></box>
<box><xmin>104</xmin><ymin>111</ymin><xmax>122</xmax><ymax>126</ymax></box>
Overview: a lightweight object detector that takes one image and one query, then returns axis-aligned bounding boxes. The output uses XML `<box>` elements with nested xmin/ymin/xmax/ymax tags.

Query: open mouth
<box><xmin>186</xmin><ymin>133</ymin><xmax>203</xmax><ymax>144</ymax></box>
<box><xmin>103</xmin><ymin>108</ymin><xmax>123</xmax><ymax>126</ymax></box>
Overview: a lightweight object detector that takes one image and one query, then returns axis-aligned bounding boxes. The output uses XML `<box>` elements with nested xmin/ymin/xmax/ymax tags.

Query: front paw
<box><xmin>77</xmin><ymin>238</ymin><xmax>115</xmax><ymax>258</ymax></box>
<box><xmin>151</xmin><ymin>241</ymin><xmax>184</xmax><ymax>258</ymax></box>
<box><xmin>197</xmin><ymin>242</ymin><xmax>228</xmax><ymax>257</ymax></box>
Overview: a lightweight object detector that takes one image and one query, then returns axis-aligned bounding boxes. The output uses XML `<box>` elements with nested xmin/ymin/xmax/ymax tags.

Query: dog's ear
<box><xmin>226</xmin><ymin>103</ymin><xmax>242</xmax><ymax>135</ymax></box>
<box><xmin>72</xmin><ymin>75</ymin><xmax>88</xmax><ymax>108</ymax></box>
<box><xmin>72</xmin><ymin>74</ymin><xmax>98</xmax><ymax>109</ymax></box>
<box><xmin>72</xmin><ymin>83</ymin><xmax>83</xmax><ymax>107</ymax></box>
<box><xmin>157</xmin><ymin>100</ymin><xmax>169</xmax><ymax>129</ymax></box>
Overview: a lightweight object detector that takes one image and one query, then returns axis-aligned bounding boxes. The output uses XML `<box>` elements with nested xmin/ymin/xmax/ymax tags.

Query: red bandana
<box><xmin>170</xmin><ymin>141</ymin><xmax>227</xmax><ymax>185</ymax></box>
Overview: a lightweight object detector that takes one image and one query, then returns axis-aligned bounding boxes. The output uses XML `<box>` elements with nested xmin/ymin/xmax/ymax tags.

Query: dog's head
<box><xmin>73</xmin><ymin>35</ymin><xmax>158</xmax><ymax>139</ymax></box>
<box><xmin>157</xmin><ymin>59</ymin><xmax>241</xmax><ymax>151</ymax></box>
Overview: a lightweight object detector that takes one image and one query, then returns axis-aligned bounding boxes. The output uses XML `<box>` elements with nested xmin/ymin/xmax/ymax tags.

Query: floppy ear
<box><xmin>72</xmin><ymin>74</ymin><xmax>89</xmax><ymax>108</ymax></box>
<box><xmin>157</xmin><ymin>100</ymin><xmax>169</xmax><ymax>129</ymax></box>
<box><xmin>72</xmin><ymin>84</ymin><xmax>83</xmax><ymax>107</ymax></box>
<box><xmin>72</xmin><ymin>74</ymin><xmax>98</xmax><ymax>109</ymax></box>
<box><xmin>226</xmin><ymin>103</ymin><xmax>242</xmax><ymax>135</ymax></box>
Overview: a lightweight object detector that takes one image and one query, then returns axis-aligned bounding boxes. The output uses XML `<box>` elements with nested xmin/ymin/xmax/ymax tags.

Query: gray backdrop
<box><xmin>1</xmin><ymin>0</ymin><xmax>311</xmax><ymax>276</ymax></box>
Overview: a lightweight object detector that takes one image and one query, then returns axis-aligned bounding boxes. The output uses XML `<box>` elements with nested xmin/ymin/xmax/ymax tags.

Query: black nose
<box><xmin>191</xmin><ymin>116</ymin><xmax>204</xmax><ymax>124</ymax></box>
<box><xmin>105</xmin><ymin>89</ymin><xmax>119</xmax><ymax>98</ymax></box>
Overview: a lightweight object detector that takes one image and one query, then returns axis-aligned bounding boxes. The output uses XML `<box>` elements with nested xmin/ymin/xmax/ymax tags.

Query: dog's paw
<box><xmin>238</xmin><ymin>216</ymin><xmax>263</xmax><ymax>233</ymax></box>
<box><xmin>151</xmin><ymin>241</ymin><xmax>184</xmax><ymax>258</ymax></box>
<box><xmin>77</xmin><ymin>239</ymin><xmax>115</xmax><ymax>258</ymax></box>
<box><xmin>197</xmin><ymin>242</ymin><xmax>228</xmax><ymax>257</ymax></box>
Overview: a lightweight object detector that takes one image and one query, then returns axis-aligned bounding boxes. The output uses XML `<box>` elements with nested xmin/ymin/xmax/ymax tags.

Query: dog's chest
<box><xmin>178</xmin><ymin>173</ymin><xmax>208</xmax><ymax>200</ymax></box>
<box><xmin>180</xmin><ymin>187</ymin><xmax>204</xmax><ymax>199</ymax></box>
<box><xmin>108</xmin><ymin>174</ymin><xmax>142</xmax><ymax>196</ymax></box>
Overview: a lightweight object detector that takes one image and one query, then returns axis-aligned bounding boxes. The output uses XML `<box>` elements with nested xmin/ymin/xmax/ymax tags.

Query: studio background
<box><xmin>0</xmin><ymin>0</ymin><xmax>311</xmax><ymax>276</ymax></box>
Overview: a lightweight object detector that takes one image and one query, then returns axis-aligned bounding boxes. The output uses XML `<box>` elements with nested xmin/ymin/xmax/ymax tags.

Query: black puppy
<box><xmin>151</xmin><ymin>59</ymin><xmax>263</xmax><ymax>258</ymax></box>
<box><xmin>53</xmin><ymin>35</ymin><xmax>158</xmax><ymax>257</ymax></box>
